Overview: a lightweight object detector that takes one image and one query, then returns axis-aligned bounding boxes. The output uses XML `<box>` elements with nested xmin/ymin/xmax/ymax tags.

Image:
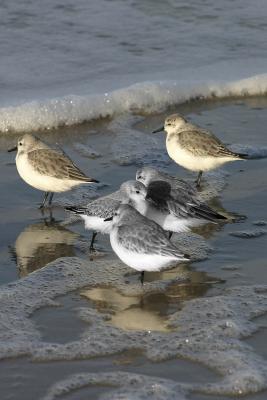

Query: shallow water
<box><xmin>1</xmin><ymin>1</ymin><xmax>267</xmax><ymax>133</ymax></box>
<box><xmin>2</xmin><ymin>0</ymin><xmax>267</xmax><ymax>398</ymax></box>
<box><xmin>1</xmin><ymin>0</ymin><xmax>267</xmax><ymax>107</ymax></box>
<box><xmin>1</xmin><ymin>98</ymin><xmax>267</xmax><ymax>399</ymax></box>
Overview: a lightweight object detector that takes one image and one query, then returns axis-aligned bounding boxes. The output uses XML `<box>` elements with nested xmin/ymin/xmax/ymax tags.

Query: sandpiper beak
<box><xmin>152</xmin><ymin>126</ymin><xmax>164</xmax><ymax>133</ymax></box>
<box><xmin>104</xmin><ymin>216</ymin><xmax>113</xmax><ymax>222</ymax></box>
<box><xmin>8</xmin><ymin>146</ymin><xmax>18</xmax><ymax>152</ymax></box>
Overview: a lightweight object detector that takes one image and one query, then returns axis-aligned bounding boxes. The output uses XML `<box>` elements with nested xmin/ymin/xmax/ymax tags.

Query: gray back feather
<box><xmin>117</xmin><ymin>217</ymin><xmax>183</xmax><ymax>258</ymax></box>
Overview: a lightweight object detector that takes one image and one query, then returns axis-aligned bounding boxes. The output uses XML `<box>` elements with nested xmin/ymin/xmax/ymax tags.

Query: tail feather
<box><xmin>169</xmin><ymin>251</ymin><xmax>190</xmax><ymax>262</ymax></box>
<box><xmin>65</xmin><ymin>206</ymin><xmax>87</xmax><ymax>215</ymax></box>
<box><xmin>191</xmin><ymin>203</ymin><xmax>227</xmax><ymax>222</ymax></box>
<box><xmin>84</xmin><ymin>177</ymin><xmax>99</xmax><ymax>183</ymax></box>
<box><xmin>236</xmin><ymin>153</ymin><xmax>249</xmax><ymax>160</ymax></box>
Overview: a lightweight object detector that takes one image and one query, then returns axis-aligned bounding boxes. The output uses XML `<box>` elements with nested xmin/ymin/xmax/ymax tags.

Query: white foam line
<box><xmin>1</xmin><ymin>73</ymin><xmax>267</xmax><ymax>133</ymax></box>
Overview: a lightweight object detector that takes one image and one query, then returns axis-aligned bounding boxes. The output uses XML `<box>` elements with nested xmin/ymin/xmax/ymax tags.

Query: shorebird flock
<box><xmin>9</xmin><ymin>113</ymin><xmax>248</xmax><ymax>284</ymax></box>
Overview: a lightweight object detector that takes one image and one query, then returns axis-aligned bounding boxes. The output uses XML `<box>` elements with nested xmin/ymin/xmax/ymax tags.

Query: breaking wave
<box><xmin>1</xmin><ymin>73</ymin><xmax>267</xmax><ymax>133</ymax></box>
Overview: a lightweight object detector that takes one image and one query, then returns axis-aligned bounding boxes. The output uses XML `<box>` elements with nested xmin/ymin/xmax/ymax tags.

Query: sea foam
<box><xmin>1</xmin><ymin>255</ymin><xmax>267</xmax><ymax>398</ymax></box>
<box><xmin>1</xmin><ymin>73</ymin><xmax>267</xmax><ymax>133</ymax></box>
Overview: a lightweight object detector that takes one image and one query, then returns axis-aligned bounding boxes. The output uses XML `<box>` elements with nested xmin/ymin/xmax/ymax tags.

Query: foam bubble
<box><xmin>41</xmin><ymin>371</ymin><xmax>187</xmax><ymax>400</ymax></box>
<box><xmin>229</xmin><ymin>229</ymin><xmax>267</xmax><ymax>238</ymax></box>
<box><xmin>1</xmin><ymin>73</ymin><xmax>267</xmax><ymax>133</ymax></box>
<box><xmin>109</xmin><ymin>115</ymin><xmax>171</xmax><ymax>168</ymax></box>
<box><xmin>253</xmin><ymin>221</ymin><xmax>267</xmax><ymax>226</ymax></box>
<box><xmin>1</xmin><ymin>254</ymin><xmax>267</xmax><ymax>397</ymax></box>
<box><xmin>73</xmin><ymin>143</ymin><xmax>102</xmax><ymax>159</ymax></box>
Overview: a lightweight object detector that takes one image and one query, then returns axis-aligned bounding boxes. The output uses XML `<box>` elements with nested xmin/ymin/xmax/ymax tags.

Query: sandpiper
<box><xmin>104</xmin><ymin>204</ymin><xmax>189</xmax><ymax>284</ymax></box>
<box><xmin>65</xmin><ymin>180</ymin><xmax>145</xmax><ymax>251</ymax></box>
<box><xmin>153</xmin><ymin>114</ymin><xmax>247</xmax><ymax>187</ymax></box>
<box><xmin>127</xmin><ymin>179</ymin><xmax>226</xmax><ymax>237</ymax></box>
<box><xmin>8</xmin><ymin>134</ymin><xmax>98</xmax><ymax>208</ymax></box>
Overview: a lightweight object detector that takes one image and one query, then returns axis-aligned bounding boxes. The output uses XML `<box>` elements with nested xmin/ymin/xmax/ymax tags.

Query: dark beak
<box><xmin>152</xmin><ymin>126</ymin><xmax>164</xmax><ymax>133</ymax></box>
<box><xmin>104</xmin><ymin>216</ymin><xmax>113</xmax><ymax>222</ymax></box>
<box><xmin>8</xmin><ymin>146</ymin><xmax>18</xmax><ymax>152</ymax></box>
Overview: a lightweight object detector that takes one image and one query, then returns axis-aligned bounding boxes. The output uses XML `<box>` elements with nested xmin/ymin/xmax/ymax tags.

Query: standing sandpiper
<box><xmin>8</xmin><ymin>134</ymin><xmax>99</xmax><ymax>208</ymax></box>
<box><xmin>153</xmin><ymin>114</ymin><xmax>247</xmax><ymax>187</ymax></box>
<box><xmin>65</xmin><ymin>180</ymin><xmax>145</xmax><ymax>252</ymax></box>
<box><xmin>104</xmin><ymin>204</ymin><xmax>189</xmax><ymax>284</ymax></box>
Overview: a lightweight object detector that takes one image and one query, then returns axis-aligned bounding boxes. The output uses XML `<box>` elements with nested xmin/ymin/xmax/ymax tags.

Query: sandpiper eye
<box><xmin>19</xmin><ymin>142</ymin><xmax>22</xmax><ymax>146</ymax></box>
<box><xmin>136</xmin><ymin>190</ymin><xmax>140</xmax><ymax>194</ymax></box>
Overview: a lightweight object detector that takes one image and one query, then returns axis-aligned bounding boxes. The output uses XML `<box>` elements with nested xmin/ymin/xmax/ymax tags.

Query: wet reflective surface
<box><xmin>1</xmin><ymin>99</ymin><xmax>267</xmax><ymax>399</ymax></box>
<box><xmin>81</xmin><ymin>269</ymin><xmax>216</xmax><ymax>332</ymax></box>
<box><xmin>12</xmin><ymin>219</ymin><xmax>78</xmax><ymax>277</ymax></box>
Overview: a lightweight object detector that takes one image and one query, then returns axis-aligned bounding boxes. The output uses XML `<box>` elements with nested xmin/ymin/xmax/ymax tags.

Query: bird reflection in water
<box><xmin>81</xmin><ymin>268</ymin><xmax>219</xmax><ymax>332</ymax></box>
<box><xmin>10</xmin><ymin>218</ymin><xmax>79</xmax><ymax>277</ymax></box>
<box><xmin>191</xmin><ymin>196</ymin><xmax>246</xmax><ymax>239</ymax></box>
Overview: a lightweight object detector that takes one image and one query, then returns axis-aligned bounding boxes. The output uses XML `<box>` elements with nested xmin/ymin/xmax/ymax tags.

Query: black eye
<box><xmin>137</xmin><ymin>175</ymin><xmax>142</xmax><ymax>179</ymax></box>
<box><xmin>19</xmin><ymin>142</ymin><xmax>22</xmax><ymax>146</ymax></box>
<box><xmin>136</xmin><ymin>190</ymin><xmax>140</xmax><ymax>194</ymax></box>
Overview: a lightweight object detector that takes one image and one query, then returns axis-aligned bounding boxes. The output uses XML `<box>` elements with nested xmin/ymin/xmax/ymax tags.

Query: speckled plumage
<box><xmin>9</xmin><ymin>133</ymin><xmax>98</xmax><ymax>207</ymax></box>
<box><xmin>65</xmin><ymin>181</ymin><xmax>146</xmax><ymax>245</ymax></box>
<box><xmin>109</xmin><ymin>204</ymin><xmax>188</xmax><ymax>273</ymax></box>
<box><xmin>66</xmin><ymin>181</ymin><xmax>145</xmax><ymax>221</ymax></box>
<box><xmin>136</xmin><ymin>166</ymin><xmax>197</xmax><ymax>204</ymax></box>
<box><xmin>146</xmin><ymin>180</ymin><xmax>225</xmax><ymax>222</ymax></box>
<box><xmin>153</xmin><ymin>113</ymin><xmax>247</xmax><ymax>187</ymax></box>
<box><xmin>135</xmin><ymin>167</ymin><xmax>226</xmax><ymax>230</ymax></box>
<box><xmin>67</xmin><ymin>193</ymin><xmax>122</xmax><ymax>220</ymax></box>
<box><xmin>116</xmin><ymin>217</ymin><xmax>182</xmax><ymax>258</ymax></box>
<box><xmin>27</xmin><ymin>148</ymin><xmax>93</xmax><ymax>181</ymax></box>
<box><xmin>177</xmin><ymin>129</ymin><xmax>242</xmax><ymax>158</ymax></box>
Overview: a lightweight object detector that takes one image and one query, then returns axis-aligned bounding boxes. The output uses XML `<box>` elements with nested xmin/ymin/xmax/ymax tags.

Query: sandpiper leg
<box><xmin>39</xmin><ymin>192</ymin><xmax>49</xmax><ymax>209</ymax></box>
<box><xmin>196</xmin><ymin>171</ymin><xmax>203</xmax><ymax>188</ymax></box>
<box><xmin>43</xmin><ymin>209</ymin><xmax>55</xmax><ymax>225</ymax></box>
<box><xmin>140</xmin><ymin>271</ymin><xmax>145</xmax><ymax>285</ymax></box>
<box><xmin>48</xmin><ymin>208</ymin><xmax>55</xmax><ymax>223</ymax></box>
<box><xmin>89</xmin><ymin>231</ymin><xmax>98</xmax><ymax>252</ymax></box>
<box><xmin>48</xmin><ymin>192</ymin><xmax>54</xmax><ymax>206</ymax></box>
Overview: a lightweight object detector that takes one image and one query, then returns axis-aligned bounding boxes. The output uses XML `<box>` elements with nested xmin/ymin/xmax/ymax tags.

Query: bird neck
<box><xmin>131</xmin><ymin>197</ymin><xmax>147</xmax><ymax>216</ymax></box>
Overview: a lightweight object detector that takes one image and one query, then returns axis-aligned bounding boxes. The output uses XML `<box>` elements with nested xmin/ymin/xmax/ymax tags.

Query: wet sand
<box><xmin>0</xmin><ymin>97</ymin><xmax>267</xmax><ymax>399</ymax></box>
